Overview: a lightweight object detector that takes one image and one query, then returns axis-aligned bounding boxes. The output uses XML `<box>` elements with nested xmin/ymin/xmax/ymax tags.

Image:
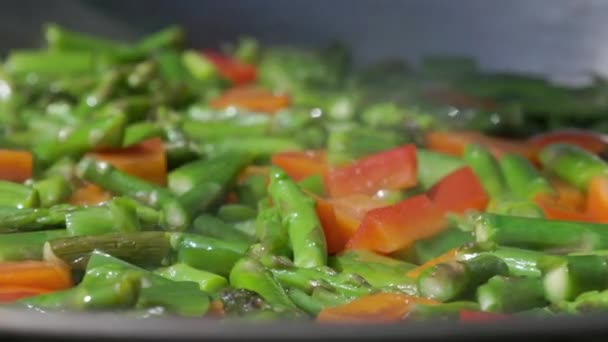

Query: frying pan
<box><xmin>1</xmin><ymin>0</ymin><xmax>608</xmax><ymax>340</ymax></box>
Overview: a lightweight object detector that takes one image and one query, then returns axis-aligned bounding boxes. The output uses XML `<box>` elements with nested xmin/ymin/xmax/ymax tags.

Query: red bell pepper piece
<box><xmin>459</xmin><ymin>310</ymin><xmax>509</xmax><ymax>322</ymax></box>
<box><xmin>534</xmin><ymin>194</ymin><xmax>595</xmax><ymax>222</ymax></box>
<box><xmin>202</xmin><ymin>50</ymin><xmax>257</xmax><ymax>85</ymax></box>
<box><xmin>88</xmin><ymin>138</ymin><xmax>167</xmax><ymax>186</ymax></box>
<box><xmin>315</xmin><ymin>194</ymin><xmax>387</xmax><ymax>254</ymax></box>
<box><xmin>346</xmin><ymin>194</ymin><xmax>446</xmax><ymax>254</ymax></box>
<box><xmin>0</xmin><ymin>286</ymin><xmax>52</xmax><ymax>303</ymax></box>
<box><xmin>325</xmin><ymin>145</ymin><xmax>417</xmax><ymax>198</ymax></box>
<box><xmin>210</xmin><ymin>86</ymin><xmax>290</xmax><ymax>114</ymax></box>
<box><xmin>426</xmin><ymin>131</ymin><xmax>533</xmax><ymax>161</ymax></box>
<box><xmin>528</xmin><ymin>129</ymin><xmax>608</xmax><ymax>156</ymax></box>
<box><xmin>406</xmin><ymin>248</ymin><xmax>459</xmax><ymax>279</ymax></box>
<box><xmin>317</xmin><ymin>293</ymin><xmax>439</xmax><ymax>323</ymax></box>
<box><xmin>427</xmin><ymin>166</ymin><xmax>489</xmax><ymax>214</ymax></box>
<box><xmin>586</xmin><ymin>176</ymin><xmax>608</xmax><ymax>223</ymax></box>
<box><xmin>0</xmin><ymin>150</ymin><xmax>33</xmax><ymax>182</ymax></box>
<box><xmin>271</xmin><ymin>150</ymin><xmax>327</xmax><ymax>181</ymax></box>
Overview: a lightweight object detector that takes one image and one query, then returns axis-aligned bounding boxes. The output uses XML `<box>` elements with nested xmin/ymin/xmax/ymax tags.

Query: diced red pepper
<box><xmin>325</xmin><ymin>145</ymin><xmax>417</xmax><ymax>198</ymax></box>
<box><xmin>426</xmin><ymin>131</ymin><xmax>533</xmax><ymax>161</ymax></box>
<box><xmin>0</xmin><ymin>286</ymin><xmax>51</xmax><ymax>303</ymax></box>
<box><xmin>317</xmin><ymin>293</ymin><xmax>439</xmax><ymax>323</ymax></box>
<box><xmin>88</xmin><ymin>138</ymin><xmax>167</xmax><ymax>186</ymax></box>
<box><xmin>406</xmin><ymin>248</ymin><xmax>459</xmax><ymax>279</ymax></box>
<box><xmin>534</xmin><ymin>194</ymin><xmax>594</xmax><ymax>222</ymax></box>
<box><xmin>315</xmin><ymin>194</ymin><xmax>387</xmax><ymax>254</ymax></box>
<box><xmin>210</xmin><ymin>86</ymin><xmax>290</xmax><ymax>114</ymax></box>
<box><xmin>346</xmin><ymin>195</ymin><xmax>447</xmax><ymax>254</ymax></box>
<box><xmin>202</xmin><ymin>50</ymin><xmax>257</xmax><ymax>86</ymax></box>
<box><xmin>528</xmin><ymin>129</ymin><xmax>608</xmax><ymax>156</ymax></box>
<box><xmin>0</xmin><ymin>150</ymin><xmax>33</xmax><ymax>182</ymax></box>
<box><xmin>69</xmin><ymin>183</ymin><xmax>112</xmax><ymax>206</ymax></box>
<box><xmin>586</xmin><ymin>176</ymin><xmax>608</xmax><ymax>223</ymax></box>
<box><xmin>271</xmin><ymin>150</ymin><xmax>327</xmax><ymax>181</ymax></box>
<box><xmin>427</xmin><ymin>167</ymin><xmax>489</xmax><ymax>214</ymax></box>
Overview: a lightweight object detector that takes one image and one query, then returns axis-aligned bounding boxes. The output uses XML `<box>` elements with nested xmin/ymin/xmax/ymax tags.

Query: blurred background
<box><xmin>0</xmin><ymin>0</ymin><xmax>607</xmax><ymax>85</ymax></box>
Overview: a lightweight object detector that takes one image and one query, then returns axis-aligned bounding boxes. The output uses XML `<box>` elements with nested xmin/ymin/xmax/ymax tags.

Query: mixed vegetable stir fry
<box><xmin>2</xmin><ymin>24</ymin><xmax>608</xmax><ymax>323</ymax></box>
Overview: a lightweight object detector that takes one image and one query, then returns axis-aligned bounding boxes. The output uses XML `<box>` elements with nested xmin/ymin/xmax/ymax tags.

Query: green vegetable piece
<box><xmin>0</xmin><ymin>180</ymin><xmax>39</xmax><ymax>208</ymax></box>
<box><xmin>31</xmin><ymin>176</ymin><xmax>72</xmax><ymax>208</ymax></box>
<box><xmin>35</xmin><ymin>113</ymin><xmax>126</xmax><ymax>166</ymax></box>
<box><xmin>0</xmin><ymin>230</ymin><xmax>66</xmax><ymax>261</ymax></box>
<box><xmin>476</xmin><ymin>276</ymin><xmax>546</xmax><ymax>313</ymax></box>
<box><xmin>499</xmin><ymin>154</ymin><xmax>554</xmax><ymax>200</ymax></box>
<box><xmin>182</xmin><ymin>50</ymin><xmax>217</xmax><ymax>80</ymax></box>
<box><xmin>463</xmin><ymin>144</ymin><xmax>506</xmax><ymax>199</ymax></box>
<box><xmin>47</xmin><ymin>231</ymin><xmax>172</xmax><ymax>270</ymax></box>
<box><xmin>418</xmin><ymin>254</ymin><xmax>509</xmax><ymax>301</ymax></box>
<box><xmin>539</xmin><ymin>143</ymin><xmax>608</xmax><ymax>190</ymax></box>
<box><xmin>268</xmin><ymin>167</ymin><xmax>327</xmax><ymax>268</ymax></box>
<box><xmin>175</xmin><ymin>233</ymin><xmax>249</xmax><ymax>277</ymax></box>
<box><xmin>540</xmin><ymin>255</ymin><xmax>608</xmax><ymax>303</ymax></box>
<box><xmin>471</xmin><ymin>213</ymin><xmax>608</xmax><ymax>252</ymax></box>
<box><xmin>229</xmin><ymin>257</ymin><xmax>297</xmax><ymax>310</ymax></box>
<box><xmin>255</xmin><ymin>199</ymin><xmax>291</xmax><ymax>257</ymax></box>
<box><xmin>191</xmin><ymin>214</ymin><xmax>252</xmax><ymax>243</ymax></box>
<box><xmin>77</xmin><ymin>157</ymin><xmax>189</xmax><ymax>231</ymax></box>
<box><xmin>156</xmin><ymin>263</ymin><xmax>228</xmax><ymax>293</ymax></box>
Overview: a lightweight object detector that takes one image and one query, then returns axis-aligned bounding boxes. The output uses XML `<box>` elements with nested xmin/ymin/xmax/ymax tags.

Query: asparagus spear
<box><xmin>286</xmin><ymin>287</ymin><xmax>324</xmax><ymax>316</ymax></box>
<box><xmin>219</xmin><ymin>288</ymin><xmax>301</xmax><ymax>320</ymax></box>
<box><xmin>203</xmin><ymin>137</ymin><xmax>302</xmax><ymax>158</ymax></box>
<box><xmin>0</xmin><ymin>180</ymin><xmax>40</xmax><ymax>208</ymax></box>
<box><xmin>65</xmin><ymin>197</ymin><xmax>140</xmax><ymax>236</ymax></box>
<box><xmin>229</xmin><ymin>257</ymin><xmax>299</xmax><ymax>310</ymax></box>
<box><xmin>175</xmin><ymin>233</ymin><xmax>249</xmax><ymax>277</ymax></box>
<box><xmin>217</xmin><ymin>204</ymin><xmax>257</xmax><ymax>223</ymax></box>
<box><xmin>30</xmin><ymin>175</ymin><xmax>72</xmax><ymax>208</ymax></box>
<box><xmin>136</xmin><ymin>26</ymin><xmax>184</xmax><ymax>53</ymax></box>
<box><xmin>182</xmin><ymin>118</ymin><xmax>270</xmax><ymax>142</ymax></box>
<box><xmin>463</xmin><ymin>144</ymin><xmax>506</xmax><ymax>199</ymax></box>
<box><xmin>476</xmin><ymin>276</ymin><xmax>547</xmax><ymax>313</ymax></box>
<box><xmin>5</xmin><ymin>50</ymin><xmax>95</xmax><ymax>76</ymax></box>
<box><xmin>155</xmin><ymin>263</ymin><xmax>228</xmax><ymax>293</ymax></box>
<box><xmin>191</xmin><ymin>214</ymin><xmax>252</xmax><ymax>244</ymax></box>
<box><xmin>45</xmin><ymin>23</ymin><xmax>128</xmax><ymax>52</ymax></box>
<box><xmin>0</xmin><ymin>205</ymin><xmax>72</xmax><ymax>233</ymax></box>
<box><xmin>168</xmin><ymin>152</ymin><xmax>251</xmax><ymax>195</ymax></box>
<box><xmin>255</xmin><ymin>199</ymin><xmax>291</xmax><ymax>257</ymax></box>
<box><xmin>499</xmin><ymin>154</ymin><xmax>554</xmax><ymax>200</ymax></box>
<box><xmin>46</xmin><ymin>231</ymin><xmax>173</xmax><ymax>269</ymax></box>
<box><xmin>417</xmin><ymin>254</ymin><xmax>509</xmax><ymax>301</ymax></box>
<box><xmin>557</xmin><ymin>289</ymin><xmax>608</xmax><ymax>314</ymax></box>
<box><xmin>539</xmin><ymin>143</ymin><xmax>608</xmax><ymax>190</ymax></box>
<box><xmin>87</xmin><ymin>252</ymin><xmax>210</xmax><ymax>317</ymax></box>
<box><xmin>330</xmin><ymin>250</ymin><xmax>417</xmax><ymax>293</ymax></box>
<box><xmin>34</xmin><ymin>113</ymin><xmax>126</xmax><ymax>166</ymax></box>
<box><xmin>413</xmin><ymin>226</ymin><xmax>474</xmax><ymax>264</ymax></box>
<box><xmin>259</xmin><ymin>255</ymin><xmax>374</xmax><ymax>299</ymax></box>
<box><xmin>471</xmin><ymin>212</ymin><xmax>608</xmax><ymax>252</ymax></box>
<box><xmin>458</xmin><ymin>244</ymin><xmax>546</xmax><ymax>278</ymax></box>
<box><xmin>540</xmin><ymin>255</ymin><xmax>608</xmax><ymax>303</ymax></box>
<box><xmin>268</xmin><ymin>166</ymin><xmax>327</xmax><ymax>268</ymax></box>
<box><xmin>122</xmin><ymin>122</ymin><xmax>163</xmax><ymax>147</ymax></box>
<box><xmin>0</xmin><ymin>229</ymin><xmax>66</xmax><ymax>261</ymax></box>
<box><xmin>237</xmin><ymin>174</ymin><xmax>269</xmax><ymax>208</ymax></box>
<box><xmin>77</xmin><ymin>156</ymin><xmax>189</xmax><ymax>231</ymax></box>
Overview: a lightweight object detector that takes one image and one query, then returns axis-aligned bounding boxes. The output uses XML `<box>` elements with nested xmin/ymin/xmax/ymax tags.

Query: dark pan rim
<box><xmin>1</xmin><ymin>307</ymin><xmax>608</xmax><ymax>341</ymax></box>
